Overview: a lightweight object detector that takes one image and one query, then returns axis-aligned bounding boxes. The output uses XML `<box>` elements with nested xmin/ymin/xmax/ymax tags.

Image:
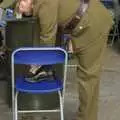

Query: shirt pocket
<box><xmin>72</xmin><ymin>12</ymin><xmax>90</xmax><ymax>37</ymax></box>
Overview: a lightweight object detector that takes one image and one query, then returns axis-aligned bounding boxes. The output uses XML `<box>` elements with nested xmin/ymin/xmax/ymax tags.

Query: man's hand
<box><xmin>18</xmin><ymin>0</ymin><xmax>33</xmax><ymax>15</ymax></box>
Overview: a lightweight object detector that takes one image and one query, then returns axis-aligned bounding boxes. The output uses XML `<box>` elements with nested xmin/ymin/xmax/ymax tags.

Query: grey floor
<box><xmin>0</xmin><ymin>46</ymin><xmax>120</xmax><ymax>120</ymax></box>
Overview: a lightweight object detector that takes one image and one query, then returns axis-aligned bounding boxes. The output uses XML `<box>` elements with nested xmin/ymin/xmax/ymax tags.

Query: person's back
<box><xmin>58</xmin><ymin>0</ymin><xmax>80</xmax><ymax>24</ymax></box>
<box><xmin>58</xmin><ymin>0</ymin><xmax>113</xmax><ymax>33</ymax></box>
<box><xmin>55</xmin><ymin>0</ymin><xmax>113</xmax><ymax>50</ymax></box>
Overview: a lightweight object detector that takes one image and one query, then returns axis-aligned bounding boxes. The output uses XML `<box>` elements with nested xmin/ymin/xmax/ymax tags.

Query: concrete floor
<box><xmin>0</xmin><ymin>46</ymin><xmax>120</xmax><ymax>120</ymax></box>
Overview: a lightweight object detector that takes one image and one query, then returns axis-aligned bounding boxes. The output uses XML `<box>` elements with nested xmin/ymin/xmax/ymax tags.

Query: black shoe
<box><xmin>24</xmin><ymin>66</ymin><xmax>55</xmax><ymax>83</ymax></box>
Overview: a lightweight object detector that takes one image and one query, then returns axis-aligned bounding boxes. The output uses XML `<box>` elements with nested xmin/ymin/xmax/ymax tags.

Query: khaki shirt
<box><xmin>33</xmin><ymin>0</ymin><xmax>113</xmax><ymax>46</ymax></box>
<box><xmin>10</xmin><ymin>0</ymin><xmax>113</xmax><ymax>46</ymax></box>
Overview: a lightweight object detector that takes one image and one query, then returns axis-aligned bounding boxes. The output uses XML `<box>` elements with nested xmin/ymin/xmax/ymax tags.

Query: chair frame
<box><xmin>11</xmin><ymin>47</ymin><xmax>68</xmax><ymax>120</ymax></box>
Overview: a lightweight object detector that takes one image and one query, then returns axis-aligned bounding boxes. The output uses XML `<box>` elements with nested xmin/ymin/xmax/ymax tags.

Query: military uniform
<box><xmin>32</xmin><ymin>0</ymin><xmax>113</xmax><ymax>120</ymax></box>
<box><xmin>11</xmin><ymin>0</ymin><xmax>113</xmax><ymax>120</ymax></box>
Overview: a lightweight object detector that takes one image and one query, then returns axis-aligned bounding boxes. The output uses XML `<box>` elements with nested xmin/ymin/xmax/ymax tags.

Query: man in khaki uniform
<box><xmin>13</xmin><ymin>0</ymin><xmax>113</xmax><ymax>120</ymax></box>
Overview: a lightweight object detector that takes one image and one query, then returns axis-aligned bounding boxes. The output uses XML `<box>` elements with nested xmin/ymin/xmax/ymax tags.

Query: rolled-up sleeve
<box><xmin>37</xmin><ymin>0</ymin><xmax>58</xmax><ymax>46</ymax></box>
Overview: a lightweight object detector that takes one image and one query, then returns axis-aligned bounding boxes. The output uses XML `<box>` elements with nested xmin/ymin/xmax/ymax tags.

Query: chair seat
<box><xmin>16</xmin><ymin>76</ymin><xmax>63</xmax><ymax>94</ymax></box>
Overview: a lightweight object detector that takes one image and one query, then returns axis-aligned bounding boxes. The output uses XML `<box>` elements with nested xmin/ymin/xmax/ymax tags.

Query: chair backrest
<box><xmin>11</xmin><ymin>47</ymin><xmax>68</xmax><ymax>98</ymax></box>
<box><xmin>12</xmin><ymin>47</ymin><xmax>67</xmax><ymax>65</ymax></box>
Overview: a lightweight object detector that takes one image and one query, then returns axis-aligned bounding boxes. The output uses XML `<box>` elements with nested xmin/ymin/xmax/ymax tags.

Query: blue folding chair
<box><xmin>11</xmin><ymin>47</ymin><xmax>68</xmax><ymax>120</ymax></box>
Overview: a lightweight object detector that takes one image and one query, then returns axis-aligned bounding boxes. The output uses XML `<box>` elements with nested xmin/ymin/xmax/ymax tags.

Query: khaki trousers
<box><xmin>73</xmin><ymin>32</ymin><xmax>108</xmax><ymax>120</ymax></box>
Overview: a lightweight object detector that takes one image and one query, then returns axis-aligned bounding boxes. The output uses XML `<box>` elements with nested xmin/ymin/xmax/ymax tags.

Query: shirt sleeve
<box><xmin>37</xmin><ymin>0</ymin><xmax>59</xmax><ymax>46</ymax></box>
<box><xmin>6</xmin><ymin>1</ymin><xmax>17</xmax><ymax>9</ymax></box>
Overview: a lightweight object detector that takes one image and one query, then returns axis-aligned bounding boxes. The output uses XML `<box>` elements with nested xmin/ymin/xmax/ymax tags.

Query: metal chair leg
<box><xmin>110</xmin><ymin>19</ymin><xmax>120</xmax><ymax>46</ymax></box>
<box><xmin>58</xmin><ymin>91</ymin><xmax>64</xmax><ymax>120</ymax></box>
<box><xmin>14</xmin><ymin>91</ymin><xmax>18</xmax><ymax>120</ymax></box>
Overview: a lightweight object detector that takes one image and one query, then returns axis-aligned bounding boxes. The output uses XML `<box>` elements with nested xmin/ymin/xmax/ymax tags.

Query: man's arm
<box><xmin>37</xmin><ymin>0</ymin><xmax>59</xmax><ymax>46</ymax></box>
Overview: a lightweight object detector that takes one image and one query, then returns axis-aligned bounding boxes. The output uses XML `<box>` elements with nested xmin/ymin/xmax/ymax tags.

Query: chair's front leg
<box><xmin>58</xmin><ymin>91</ymin><xmax>64</xmax><ymax>120</ymax></box>
<box><xmin>14</xmin><ymin>91</ymin><xmax>19</xmax><ymax>120</ymax></box>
